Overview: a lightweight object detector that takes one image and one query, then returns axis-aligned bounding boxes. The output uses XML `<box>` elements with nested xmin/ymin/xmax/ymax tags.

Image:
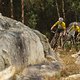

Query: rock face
<box><xmin>0</xmin><ymin>15</ymin><xmax>62</xmax><ymax>80</ymax></box>
<box><xmin>62</xmin><ymin>73</ymin><xmax>80</xmax><ymax>80</ymax></box>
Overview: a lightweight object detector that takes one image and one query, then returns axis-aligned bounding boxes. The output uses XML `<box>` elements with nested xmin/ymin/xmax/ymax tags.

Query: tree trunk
<box><xmin>10</xmin><ymin>0</ymin><xmax>13</xmax><ymax>18</ymax></box>
<box><xmin>62</xmin><ymin>0</ymin><xmax>65</xmax><ymax>21</ymax></box>
<box><xmin>0</xmin><ymin>0</ymin><xmax>11</xmax><ymax>17</ymax></box>
<box><xmin>55</xmin><ymin>0</ymin><xmax>60</xmax><ymax>18</ymax></box>
<box><xmin>75</xmin><ymin>11</ymin><xmax>77</xmax><ymax>21</ymax></box>
<box><xmin>21</xmin><ymin>0</ymin><xmax>24</xmax><ymax>23</ymax></box>
<box><xmin>0</xmin><ymin>0</ymin><xmax>2</xmax><ymax>13</ymax></box>
<box><xmin>13</xmin><ymin>0</ymin><xmax>22</xmax><ymax>21</ymax></box>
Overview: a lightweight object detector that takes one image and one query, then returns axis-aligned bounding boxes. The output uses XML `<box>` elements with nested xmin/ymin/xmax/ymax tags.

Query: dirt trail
<box><xmin>58</xmin><ymin>49</ymin><xmax>80</xmax><ymax>80</ymax></box>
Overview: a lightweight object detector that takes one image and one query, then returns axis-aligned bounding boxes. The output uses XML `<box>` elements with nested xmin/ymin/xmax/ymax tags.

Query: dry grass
<box><xmin>42</xmin><ymin>72</ymin><xmax>61</xmax><ymax>80</ymax></box>
<box><xmin>59</xmin><ymin>49</ymin><xmax>80</xmax><ymax>79</ymax></box>
<box><xmin>44</xmin><ymin>48</ymin><xmax>80</xmax><ymax>80</ymax></box>
<box><xmin>57</xmin><ymin>49</ymin><xmax>80</xmax><ymax>80</ymax></box>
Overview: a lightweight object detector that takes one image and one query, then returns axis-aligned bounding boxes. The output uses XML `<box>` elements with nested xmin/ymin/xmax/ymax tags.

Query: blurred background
<box><xmin>0</xmin><ymin>0</ymin><xmax>80</xmax><ymax>40</ymax></box>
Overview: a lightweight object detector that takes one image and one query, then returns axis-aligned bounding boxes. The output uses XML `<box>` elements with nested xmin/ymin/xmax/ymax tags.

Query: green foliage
<box><xmin>64</xmin><ymin>41</ymin><xmax>72</xmax><ymax>50</ymax></box>
<box><xmin>24</xmin><ymin>0</ymin><xmax>56</xmax><ymax>33</ymax></box>
<box><xmin>27</xmin><ymin>11</ymin><xmax>38</xmax><ymax>29</ymax></box>
<box><xmin>1</xmin><ymin>0</ymin><xmax>80</xmax><ymax>40</ymax></box>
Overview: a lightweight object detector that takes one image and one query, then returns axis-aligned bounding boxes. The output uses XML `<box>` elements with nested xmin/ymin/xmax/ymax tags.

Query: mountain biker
<box><xmin>50</xmin><ymin>17</ymin><xmax>66</xmax><ymax>48</ymax></box>
<box><xmin>69</xmin><ymin>22</ymin><xmax>80</xmax><ymax>41</ymax></box>
<box><xmin>51</xmin><ymin>17</ymin><xmax>66</xmax><ymax>35</ymax></box>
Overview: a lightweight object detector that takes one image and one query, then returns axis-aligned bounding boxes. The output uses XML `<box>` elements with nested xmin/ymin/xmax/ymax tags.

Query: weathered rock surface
<box><xmin>62</xmin><ymin>73</ymin><xmax>80</xmax><ymax>80</ymax></box>
<box><xmin>0</xmin><ymin>14</ymin><xmax>62</xmax><ymax>80</ymax></box>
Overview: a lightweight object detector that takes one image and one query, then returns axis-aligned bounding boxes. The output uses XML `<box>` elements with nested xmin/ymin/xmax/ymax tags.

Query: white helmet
<box><xmin>58</xmin><ymin>17</ymin><xmax>63</xmax><ymax>22</ymax></box>
<box><xmin>73</xmin><ymin>22</ymin><xmax>78</xmax><ymax>26</ymax></box>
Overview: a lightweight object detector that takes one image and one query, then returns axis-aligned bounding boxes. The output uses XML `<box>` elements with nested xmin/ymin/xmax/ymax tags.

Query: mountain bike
<box><xmin>63</xmin><ymin>32</ymin><xmax>80</xmax><ymax>51</ymax></box>
<box><xmin>50</xmin><ymin>30</ymin><xmax>65</xmax><ymax>49</ymax></box>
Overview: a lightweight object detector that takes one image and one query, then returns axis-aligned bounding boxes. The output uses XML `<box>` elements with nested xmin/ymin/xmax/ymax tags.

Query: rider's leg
<box><xmin>58</xmin><ymin>29</ymin><xmax>64</xmax><ymax>48</ymax></box>
<box><xmin>74</xmin><ymin>31</ymin><xmax>78</xmax><ymax>42</ymax></box>
<box><xmin>54</xmin><ymin>32</ymin><xmax>60</xmax><ymax>48</ymax></box>
<box><xmin>59</xmin><ymin>32</ymin><xmax>63</xmax><ymax>47</ymax></box>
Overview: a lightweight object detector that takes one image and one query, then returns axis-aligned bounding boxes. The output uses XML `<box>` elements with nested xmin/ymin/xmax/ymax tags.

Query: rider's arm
<box><xmin>62</xmin><ymin>22</ymin><xmax>66</xmax><ymax>30</ymax></box>
<box><xmin>76</xmin><ymin>26</ymin><xmax>80</xmax><ymax>32</ymax></box>
<box><xmin>62</xmin><ymin>22</ymin><xmax>67</xmax><ymax>35</ymax></box>
<box><xmin>51</xmin><ymin>21</ymin><xmax>58</xmax><ymax>30</ymax></box>
<box><xmin>78</xmin><ymin>26</ymin><xmax>80</xmax><ymax>32</ymax></box>
<box><xmin>69</xmin><ymin>25</ymin><xmax>74</xmax><ymax>32</ymax></box>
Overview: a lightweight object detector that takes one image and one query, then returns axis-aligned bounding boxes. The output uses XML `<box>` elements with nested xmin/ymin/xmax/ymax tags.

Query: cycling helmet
<box><xmin>73</xmin><ymin>22</ymin><xmax>78</xmax><ymax>26</ymax></box>
<box><xmin>58</xmin><ymin>17</ymin><xmax>63</xmax><ymax>22</ymax></box>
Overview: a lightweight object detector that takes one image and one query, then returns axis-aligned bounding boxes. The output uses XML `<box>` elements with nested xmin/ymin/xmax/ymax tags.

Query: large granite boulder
<box><xmin>0</xmin><ymin>14</ymin><xmax>62</xmax><ymax>80</ymax></box>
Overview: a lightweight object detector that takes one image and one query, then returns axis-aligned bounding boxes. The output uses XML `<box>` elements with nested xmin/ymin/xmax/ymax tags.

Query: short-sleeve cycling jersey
<box><xmin>53</xmin><ymin>21</ymin><xmax>66</xmax><ymax>30</ymax></box>
<box><xmin>70</xmin><ymin>25</ymin><xmax>80</xmax><ymax>32</ymax></box>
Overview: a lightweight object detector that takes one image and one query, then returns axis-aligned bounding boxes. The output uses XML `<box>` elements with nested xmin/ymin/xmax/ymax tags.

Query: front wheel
<box><xmin>50</xmin><ymin>33</ymin><xmax>59</xmax><ymax>49</ymax></box>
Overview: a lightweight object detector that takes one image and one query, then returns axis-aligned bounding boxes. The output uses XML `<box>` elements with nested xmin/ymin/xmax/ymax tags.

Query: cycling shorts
<box><xmin>57</xmin><ymin>28</ymin><xmax>64</xmax><ymax>33</ymax></box>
